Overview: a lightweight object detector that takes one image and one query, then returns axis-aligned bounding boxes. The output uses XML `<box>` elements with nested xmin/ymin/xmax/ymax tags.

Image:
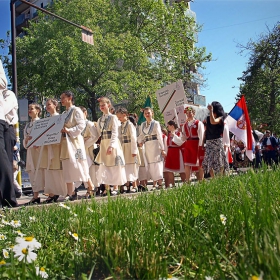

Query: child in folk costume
<box><xmin>116</xmin><ymin>108</ymin><xmax>140</xmax><ymax>193</ymax></box>
<box><xmin>94</xmin><ymin>97</ymin><xmax>126</xmax><ymax>195</ymax></box>
<box><xmin>165</xmin><ymin>120</ymin><xmax>186</xmax><ymax>187</ymax></box>
<box><xmin>60</xmin><ymin>90</ymin><xmax>95</xmax><ymax>200</ymax></box>
<box><xmin>79</xmin><ymin>106</ymin><xmax>100</xmax><ymax>192</ymax></box>
<box><xmin>23</xmin><ymin>103</ymin><xmax>45</xmax><ymax>205</ymax></box>
<box><xmin>137</xmin><ymin>107</ymin><xmax>166</xmax><ymax>190</ymax></box>
<box><xmin>132</xmin><ymin>113</ymin><xmax>149</xmax><ymax>192</ymax></box>
<box><xmin>41</xmin><ymin>98</ymin><xmax>67</xmax><ymax>203</ymax></box>
<box><xmin>181</xmin><ymin>106</ymin><xmax>204</xmax><ymax>182</ymax></box>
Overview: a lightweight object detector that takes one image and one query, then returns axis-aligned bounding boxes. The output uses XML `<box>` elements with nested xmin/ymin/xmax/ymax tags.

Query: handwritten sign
<box><xmin>176</xmin><ymin>105</ymin><xmax>186</xmax><ymax>126</ymax></box>
<box><xmin>156</xmin><ymin>80</ymin><xmax>187</xmax><ymax>113</ymax></box>
<box><xmin>163</xmin><ymin>108</ymin><xmax>179</xmax><ymax>127</ymax></box>
<box><xmin>27</xmin><ymin>114</ymin><xmax>67</xmax><ymax>148</ymax></box>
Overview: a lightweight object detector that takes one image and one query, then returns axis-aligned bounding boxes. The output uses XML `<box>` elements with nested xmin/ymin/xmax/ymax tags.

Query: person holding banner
<box><xmin>60</xmin><ymin>90</ymin><xmax>95</xmax><ymax>200</ymax></box>
<box><xmin>94</xmin><ymin>97</ymin><xmax>126</xmax><ymax>195</ymax></box>
<box><xmin>23</xmin><ymin>103</ymin><xmax>45</xmax><ymax>205</ymax></box>
<box><xmin>202</xmin><ymin>101</ymin><xmax>229</xmax><ymax>177</ymax></box>
<box><xmin>181</xmin><ymin>106</ymin><xmax>204</xmax><ymax>182</ymax></box>
<box><xmin>137</xmin><ymin>107</ymin><xmax>166</xmax><ymax>190</ymax></box>
<box><xmin>164</xmin><ymin>120</ymin><xmax>186</xmax><ymax>187</ymax></box>
<box><xmin>41</xmin><ymin>98</ymin><xmax>67</xmax><ymax>203</ymax></box>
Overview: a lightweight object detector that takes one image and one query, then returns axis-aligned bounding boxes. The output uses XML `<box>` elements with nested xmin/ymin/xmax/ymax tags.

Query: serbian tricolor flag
<box><xmin>225</xmin><ymin>96</ymin><xmax>254</xmax><ymax>161</ymax></box>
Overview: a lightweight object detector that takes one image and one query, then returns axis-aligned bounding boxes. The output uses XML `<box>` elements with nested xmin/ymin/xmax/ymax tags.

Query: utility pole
<box><xmin>10</xmin><ymin>0</ymin><xmax>94</xmax><ymax>187</ymax></box>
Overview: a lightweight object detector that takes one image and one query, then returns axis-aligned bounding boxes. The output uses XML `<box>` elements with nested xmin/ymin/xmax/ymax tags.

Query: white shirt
<box><xmin>0</xmin><ymin>61</ymin><xmax>7</xmax><ymax>91</ymax></box>
<box><xmin>0</xmin><ymin>61</ymin><xmax>7</xmax><ymax>121</ymax></box>
<box><xmin>1</xmin><ymin>89</ymin><xmax>18</xmax><ymax>125</ymax></box>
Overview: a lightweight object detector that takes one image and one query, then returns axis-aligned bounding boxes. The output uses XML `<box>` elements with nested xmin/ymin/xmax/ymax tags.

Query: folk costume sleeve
<box><xmin>109</xmin><ymin>115</ymin><xmax>120</xmax><ymax>149</ymax></box>
<box><xmin>67</xmin><ymin>107</ymin><xmax>86</xmax><ymax>138</ymax></box>
<box><xmin>129</xmin><ymin>123</ymin><xmax>138</xmax><ymax>155</ymax></box>
<box><xmin>198</xmin><ymin>121</ymin><xmax>204</xmax><ymax>147</ymax></box>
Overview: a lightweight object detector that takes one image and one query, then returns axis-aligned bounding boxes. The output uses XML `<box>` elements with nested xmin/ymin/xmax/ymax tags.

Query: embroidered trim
<box><xmin>141</xmin><ymin>120</ymin><xmax>155</xmax><ymax>135</ymax></box>
<box><xmin>63</xmin><ymin>107</ymin><xmax>75</xmax><ymax>124</ymax></box>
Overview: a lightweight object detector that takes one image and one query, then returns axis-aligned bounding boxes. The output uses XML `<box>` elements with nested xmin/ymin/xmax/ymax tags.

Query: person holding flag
<box><xmin>225</xmin><ymin>95</ymin><xmax>254</xmax><ymax>162</ymax></box>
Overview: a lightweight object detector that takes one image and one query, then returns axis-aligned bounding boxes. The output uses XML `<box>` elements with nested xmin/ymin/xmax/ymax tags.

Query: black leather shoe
<box><xmin>44</xmin><ymin>195</ymin><xmax>59</xmax><ymax>204</ymax></box>
<box><xmin>64</xmin><ymin>195</ymin><xmax>75</xmax><ymax>201</ymax></box>
<box><xmin>24</xmin><ymin>197</ymin><xmax>40</xmax><ymax>206</ymax></box>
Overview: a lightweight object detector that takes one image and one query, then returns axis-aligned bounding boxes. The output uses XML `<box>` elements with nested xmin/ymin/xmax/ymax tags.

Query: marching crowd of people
<box><xmin>1</xmin><ymin>59</ymin><xmax>279</xmax><ymax>208</ymax></box>
<box><xmin>21</xmin><ymin>94</ymin><xmax>233</xmax><ymax>205</ymax></box>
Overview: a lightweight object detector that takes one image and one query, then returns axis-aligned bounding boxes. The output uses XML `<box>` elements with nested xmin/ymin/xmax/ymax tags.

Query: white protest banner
<box><xmin>163</xmin><ymin>108</ymin><xmax>179</xmax><ymax>127</ymax></box>
<box><xmin>26</xmin><ymin>114</ymin><xmax>67</xmax><ymax>148</ymax></box>
<box><xmin>156</xmin><ymin>80</ymin><xmax>187</xmax><ymax>114</ymax></box>
<box><xmin>176</xmin><ymin>105</ymin><xmax>186</xmax><ymax>126</ymax></box>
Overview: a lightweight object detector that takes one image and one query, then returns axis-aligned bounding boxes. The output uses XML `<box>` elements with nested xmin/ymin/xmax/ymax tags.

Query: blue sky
<box><xmin>0</xmin><ymin>0</ymin><xmax>280</xmax><ymax>112</ymax></box>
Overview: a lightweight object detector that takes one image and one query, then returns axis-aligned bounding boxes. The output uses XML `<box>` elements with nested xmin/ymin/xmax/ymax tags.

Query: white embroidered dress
<box><xmin>95</xmin><ymin>113</ymin><xmax>126</xmax><ymax>185</ymax></box>
<box><xmin>119</xmin><ymin>120</ymin><xmax>140</xmax><ymax>182</ymax></box>
<box><xmin>23</xmin><ymin>117</ymin><xmax>45</xmax><ymax>192</ymax></box>
<box><xmin>41</xmin><ymin>113</ymin><xmax>67</xmax><ymax>196</ymax></box>
<box><xmin>60</xmin><ymin>106</ymin><xmax>89</xmax><ymax>183</ymax></box>
<box><xmin>137</xmin><ymin>120</ymin><xmax>164</xmax><ymax>181</ymax></box>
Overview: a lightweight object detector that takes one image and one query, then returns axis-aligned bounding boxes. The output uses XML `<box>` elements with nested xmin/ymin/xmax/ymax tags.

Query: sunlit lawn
<box><xmin>0</xmin><ymin>166</ymin><xmax>280</xmax><ymax>279</ymax></box>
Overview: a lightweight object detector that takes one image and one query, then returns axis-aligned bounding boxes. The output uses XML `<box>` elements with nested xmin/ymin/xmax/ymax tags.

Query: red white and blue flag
<box><xmin>225</xmin><ymin>96</ymin><xmax>254</xmax><ymax>161</ymax></box>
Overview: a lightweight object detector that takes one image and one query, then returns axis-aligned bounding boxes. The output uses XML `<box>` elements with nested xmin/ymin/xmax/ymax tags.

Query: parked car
<box><xmin>20</xmin><ymin>169</ymin><xmax>32</xmax><ymax>195</ymax></box>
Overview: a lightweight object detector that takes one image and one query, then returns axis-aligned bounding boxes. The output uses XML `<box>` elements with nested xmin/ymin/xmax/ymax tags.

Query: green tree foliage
<box><xmin>238</xmin><ymin>22</ymin><xmax>280</xmax><ymax>133</ymax></box>
<box><xmin>3</xmin><ymin>0</ymin><xmax>211</xmax><ymax>120</ymax></box>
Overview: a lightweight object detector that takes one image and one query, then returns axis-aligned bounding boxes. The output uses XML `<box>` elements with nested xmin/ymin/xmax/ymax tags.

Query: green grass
<box><xmin>1</xmin><ymin>167</ymin><xmax>280</xmax><ymax>279</ymax></box>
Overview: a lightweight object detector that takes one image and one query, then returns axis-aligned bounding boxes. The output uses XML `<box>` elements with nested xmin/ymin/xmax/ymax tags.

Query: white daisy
<box><xmin>10</xmin><ymin>220</ymin><xmax>21</xmax><ymax>228</ymax></box>
<box><xmin>15</xmin><ymin>237</ymin><xmax>41</xmax><ymax>250</ymax></box>
<box><xmin>2</xmin><ymin>249</ymin><xmax>9</xmax><ymax>259</ymax></box>
<box><xmin>29</xmin><ymin>216</ymin><xmax>36</xmax><ymax>221</ymax></box>
<box><xmin>220</xmin><ymin>214</ymin><xmax>227</xmax><ymax>225</ymax></box>
<box><xmin>36</xmin><ymin>267</ymin><xmax>49</xmax><ymax>279</ymax></box>
<box><xmin>0</xmin><ymin>234</ymin><xmax>6</xmax><ymax>240</ymax></box>
<box><xmin>1</xmin><ymin>219</ymin><xmax>10</xmax><ymax>226</ymax></box>
<box><xmin>58</xmin><ymin>203</ymin><xmax>70</xmax><ymax>210</ymax></box>
<box><xmin>15</xmin><ymin>230</ymin><xmax>24</xmax><ymax>237</ymax></box>
<box><xmin>69</xmin><ymin>231</ymin><xmax>78</xmax><ymax>241</ymax></box>
<box><xmin>205</xmin><ymin>276</ymin><xmax>214</xmax><ymax>280</ymax></box>
<box><xmin>13</xmin><ymin>244</ymin><xmax>37</xmax><ymax>263</ymax></box>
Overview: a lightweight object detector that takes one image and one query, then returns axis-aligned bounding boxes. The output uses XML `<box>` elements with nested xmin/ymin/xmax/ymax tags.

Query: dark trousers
<box><xmin>4</xmin><ymin>125</ymin><xmax>16</xmax><ymax>166</ymax></box>
<box><xmin>0</xmin><ymin>120</ymin><xmax>17</xmax><ymax>207</ymax></box>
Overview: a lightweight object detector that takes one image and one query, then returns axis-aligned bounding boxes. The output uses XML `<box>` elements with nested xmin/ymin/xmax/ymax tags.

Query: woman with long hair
<box><xmin>202</xmin><ymin>101</ymin><xmax>229</xmax><ymax>177</ymax></box>
<box><xmin>94</xmin><ymin>97</ymin><xmax>126</xmax><ymax>195</ymax></box>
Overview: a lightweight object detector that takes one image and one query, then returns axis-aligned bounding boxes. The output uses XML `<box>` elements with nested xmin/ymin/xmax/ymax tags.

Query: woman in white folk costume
<box><xmin>137</xmin><ymin>107</ymin><xmax>166</xmax><ymax>190</ymax></box>
<box><xmin>131</xmin><ymin>113</ymin><xmax>148</xmax><ymax>192</ymax></box>
<box><xmin>23</xmin><ymin>104</ymin><xmax>45</xmax><ymax>205</ymax></box>
<box><xmin>181</xmin><ymin>106</ymin><xmax>204</xmax><ymax>182</ymax></box>
<box><xmin>94</xmin><ymin>97</ymin><xmax>126</xmax><ymax>195</ymax></box>
<box><xmin>40</xmin><ymin>99</ymin><xmax>67</xmax><ymax>203</ymax></box>
<box><xmin>78</xmin><ymin>106</ymin><xmax>100</xmax><ymax>193</ymax></box>
<box><xmin>116</xmin><ymin>108</ymin><xmax>140</xmax><ymax>193</ymax></box>
<box><xmin>164</xmin><ymin>120</ymin><xmax>186</xmax><ymax>188</ymax></box>
<box><xmin>60</xmin><ymin>90</ymin><xmax>95</xmax><ymax>200</ymax></box>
